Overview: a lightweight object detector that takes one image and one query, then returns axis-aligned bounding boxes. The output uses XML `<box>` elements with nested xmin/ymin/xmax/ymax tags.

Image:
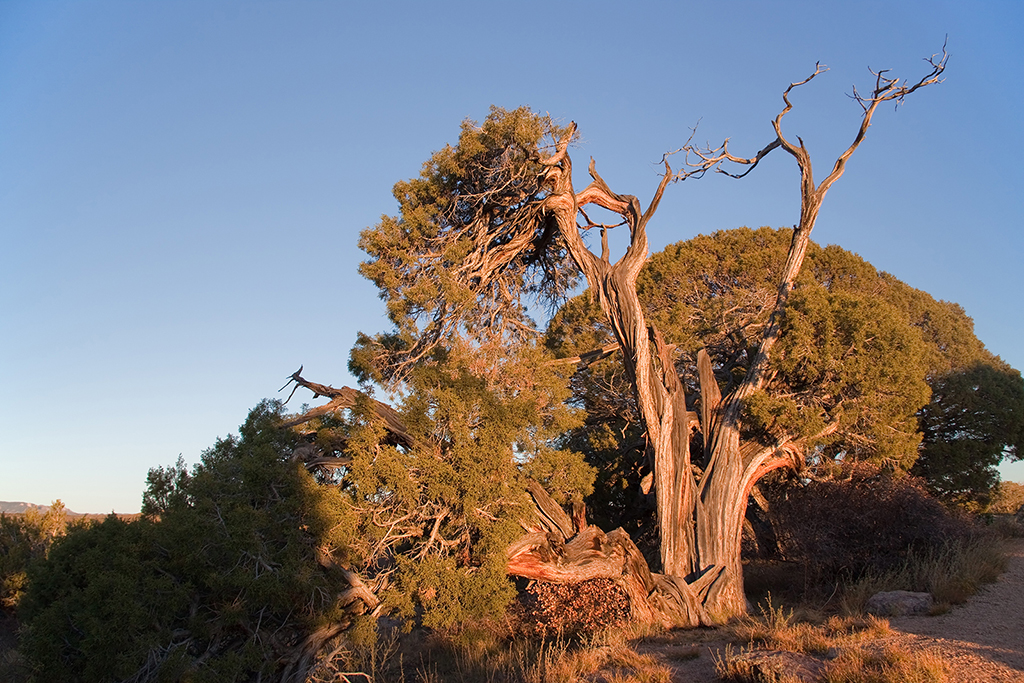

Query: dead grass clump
<box><xmin>730</xmin><ymin>598</ymin><xmax>832</xmax><ymax>655</ymax></box>
<box><xmin>389</xmin><ymin>623</ymin><xmax>673</xmax><ymax>683</ymax></box>
<box><xmin>822</xmin><ymin>645</ymin><xmax>946</xmax><ymax>683</ymax></box>
<box><xmin>717</xmin><ymin>632</ymin><xmax>944</xmax><ymax>683</ymax></box>
<box><xmin>730</xmin><ymin>598</ymin><xmax>893</xmax><ymax>657</ymax></box>
<box><xmin>544</xmin><ymin>643</ymin><xmax>672</xmax><ymax>683</ymax></box>
<box><xmin>714</xmin><ymin>644</ymin><xmax>816</xmax><ymax>683</ymax></box>
<box><xmin>820</xmin><ymin>615</ymin><xmax>892</xmax><ymax>641</ymax></box>
<box><xmin>718</xmin><ymin>599</ymin><xmax>917</xmax><ymax>683</ymax></box>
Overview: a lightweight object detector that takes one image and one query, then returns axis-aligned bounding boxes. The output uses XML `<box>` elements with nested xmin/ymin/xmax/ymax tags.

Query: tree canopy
<box><xmin>916</xmin><ymin>360</ymin><xmax>1024</xmax><ymax>507</ymax></box>
<box><xmin>355</xmin><ymin>107</ymin><xmax>578</xmax><ymax>383</ymax></box>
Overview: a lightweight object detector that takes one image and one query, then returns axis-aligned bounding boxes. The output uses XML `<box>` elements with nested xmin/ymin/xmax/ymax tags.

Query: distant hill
<box><xmin>0</xmin><ymin>502</ymin><xmax>139</xmax><ymax>520</ymax></box>
<box><xmin>0</xmin><ymin>501</ymin><xmax>77</xmax><ymax>515</ymax></box>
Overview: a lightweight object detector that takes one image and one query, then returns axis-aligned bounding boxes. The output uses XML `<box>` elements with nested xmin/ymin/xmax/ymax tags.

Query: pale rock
<box><xmin>865</xmin><ymin>590</ymin><xmax>933</xmax><ymax>616</ymax></box>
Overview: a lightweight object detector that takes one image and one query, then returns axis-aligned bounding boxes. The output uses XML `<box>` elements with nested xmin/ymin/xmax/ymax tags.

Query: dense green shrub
<box><xmin>18</xmin><ymin>516</ymin><xmax>181</xmax><ymax>682</ymax></box>
<box><xmin>19</xmin><ymin>401</ymin><xmax>358</xmax><ymax>683</ymax></box>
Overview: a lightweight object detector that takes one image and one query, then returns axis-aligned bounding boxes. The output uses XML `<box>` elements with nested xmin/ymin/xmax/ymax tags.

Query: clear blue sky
<box><xmin>2</xmin><ymin>1</ymin><xmax>1022</xmax><ymax>513</ymax></box>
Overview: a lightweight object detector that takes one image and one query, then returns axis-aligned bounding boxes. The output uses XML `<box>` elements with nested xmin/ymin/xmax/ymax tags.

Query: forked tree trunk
<box><xmin>538</xmin><ymin>143</ymin><xmax>754</xmax><ymax>621</ymax></box>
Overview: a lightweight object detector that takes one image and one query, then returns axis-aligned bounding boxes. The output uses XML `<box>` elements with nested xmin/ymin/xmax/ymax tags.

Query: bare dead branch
<box><xmin>279</xmin><ymin>368</ymin><xmax>415</xmax><ymax>449</ymax></box>
<box><xmin>545</xmin><ymin>342</ymin><xmax>622</xmax><ymax>368</ymax></box>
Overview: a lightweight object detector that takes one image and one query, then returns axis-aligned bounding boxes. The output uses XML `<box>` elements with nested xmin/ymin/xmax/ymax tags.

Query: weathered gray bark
<box><xmin>508</xmin><ymin>482</ymin><xmax>712</xmax><ymax>627</ymax></box>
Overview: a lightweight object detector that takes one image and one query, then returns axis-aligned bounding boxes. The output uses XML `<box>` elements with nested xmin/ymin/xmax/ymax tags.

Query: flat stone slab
<box><xmin>728</xmin><ymin>650</ymin><xmax>824</xmax><ymax>682</ymax></box>
<box><xmin>866</xmin><ymin>590</ymin><xmax>933</xmax><ymax>616</ymax></box>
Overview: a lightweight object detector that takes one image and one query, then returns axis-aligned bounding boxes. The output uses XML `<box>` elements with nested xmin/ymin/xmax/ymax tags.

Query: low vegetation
<box><xmin>840</xmin><ymin>533</ymin><xmax>1008</xmax><ymax>614</ymax></box>
<box><xmin>3</xmin><ymin>430</ymin><xmax>1018</xmax><ymax>682</ymax></box>
<box><xmin>821</xmin><ymin>646</ymin><xmax>946</xmax><ymax>683</ymax></box>
<box><xmin>716</xmin><ymin>601</ymin><xmax>945</xmax><ymax>683</ymax></box>
<box><xmin>767</xmin><ymin>466</ymin><xmax>979</xmax><ymax>587</ymax></box>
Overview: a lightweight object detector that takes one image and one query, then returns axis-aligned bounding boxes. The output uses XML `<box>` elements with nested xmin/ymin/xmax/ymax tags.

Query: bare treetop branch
<box><xmin>675</xmin><ymin>44</ymin><xmax>947</xmax><ymax>193</ymax></box>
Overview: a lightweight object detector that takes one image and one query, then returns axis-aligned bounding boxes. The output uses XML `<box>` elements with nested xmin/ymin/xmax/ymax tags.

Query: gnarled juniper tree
<box><xmin>351</xmin><ymin>50</ymin><xmax>947</xmax><ymax>624</ymax></box>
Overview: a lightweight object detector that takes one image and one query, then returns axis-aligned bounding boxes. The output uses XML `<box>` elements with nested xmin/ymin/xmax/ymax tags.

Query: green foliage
<box><xmin>637</xmin><ymin>227</ymin><xmax>933</xmax><ymax>468</ymax></box>
<box><xmin>0</xmin><ymin>502</ymin><xmax>67</xmax><ymax>613</ymax></box>
<box><xmin>18</xmin><ymin>516</ymin><xmax>181</xmax><ymax>683</ymax></box>
<box><xmin>356</xmin><ymin>106</ymin><xmax>577</xmax><ymax>384</ymax></box>
<box><xmin>987</xmin><ymin>480</ymin><xmax>1024</xmax><ymax>514</ymax></box>
<box><xmin>770</xmin><ymin>283</ymin><xmax>931</xmax><ymax>469</ymax></box>
<box><xmin>914</xmin><ymin>360</ymin><xmax>1024</xmax><ymax>509</ymax></box>
<box><xmin>343</xmin><ymin>340</ymin><xmax>590</xmax><ymax>630</ymax></box>
<box><xmin>19</xmin><ymin>401</ymin><xmax>359</xmax><ymax>683</ymax></box>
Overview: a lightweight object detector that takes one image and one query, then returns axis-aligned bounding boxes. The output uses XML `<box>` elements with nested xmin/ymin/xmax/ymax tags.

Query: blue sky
<box><xmin>2</xmin><ymin>1</ymin><xmax>1022</xmax><ymax>512</ymax></box>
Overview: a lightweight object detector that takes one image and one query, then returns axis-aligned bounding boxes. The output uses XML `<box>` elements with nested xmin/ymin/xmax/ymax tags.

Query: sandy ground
<box><xmin>635</xmin><ymin>539</ymin><xmax>1024</xmax><ymax>682</ymax></box>
<box><xmin>884</xmin><ymin>538</ymin><xmax>1024</xmax><ymax>682</ymax></box>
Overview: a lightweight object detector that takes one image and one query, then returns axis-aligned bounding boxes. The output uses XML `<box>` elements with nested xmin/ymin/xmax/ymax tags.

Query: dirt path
<box><xmin>636</xmin><ymin>539</ymin><xmax>1024</xmax><ymax>682</ymax></box>
<box><xmin>884</xmin><ymin>538</ymin><xmax>1024</xmax><ymax>682</ymax></box>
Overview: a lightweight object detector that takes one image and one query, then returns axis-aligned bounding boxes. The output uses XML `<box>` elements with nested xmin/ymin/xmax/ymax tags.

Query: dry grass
<box><xmin>730</xmin><ymin>599</ymin><xmax>832</xmax><ymax>655</ymax></box>
<box><xmin>716</xmin><ymin>597</ymin><xmax>939</xmax><ymax>683</ymax></box>
<box><xmin>821</xmin><ymin>645</ymin><xmax>946</xmax><ymax>683</ymax></box>
<box><xmin>714</xmin><ymin>529</ymin><xmax>1011</xmax><ymax>683</ymax></box>
<box><xmin>352</xmin><ymin>623</ymin><xmax>673</xmax><ymax>683</ymax></box>
<box><xmin>731</xmin><ymin>597</ymin><xmax>892</xmax><ymax>655</ymax></box>
<box><xmin>717</xmin><ymin>627</ymin><xmax>946</xmax><ymax>683</ymax></box>
<box><xmin>839</xmin><ymin>535</ymin><xmax>1007</xmax><ymax>614</ymax></box>
<box><xmin>714</xmin><ymin>644</ymin><xmax>811</xmax><ymax>683</ymax></box>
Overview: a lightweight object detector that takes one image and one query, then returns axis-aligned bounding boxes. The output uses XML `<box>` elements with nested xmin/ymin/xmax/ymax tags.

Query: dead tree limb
<box><xmin>279</xmin><ymin>368</ymin><xmax>415</xmax><ymax>449</ymax></box>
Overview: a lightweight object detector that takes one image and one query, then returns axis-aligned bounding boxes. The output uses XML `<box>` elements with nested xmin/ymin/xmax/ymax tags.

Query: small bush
<box><xmin>769</xmin><ymin>465</ymin><xmax>978</xmax><ymax>590</ymax></box>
